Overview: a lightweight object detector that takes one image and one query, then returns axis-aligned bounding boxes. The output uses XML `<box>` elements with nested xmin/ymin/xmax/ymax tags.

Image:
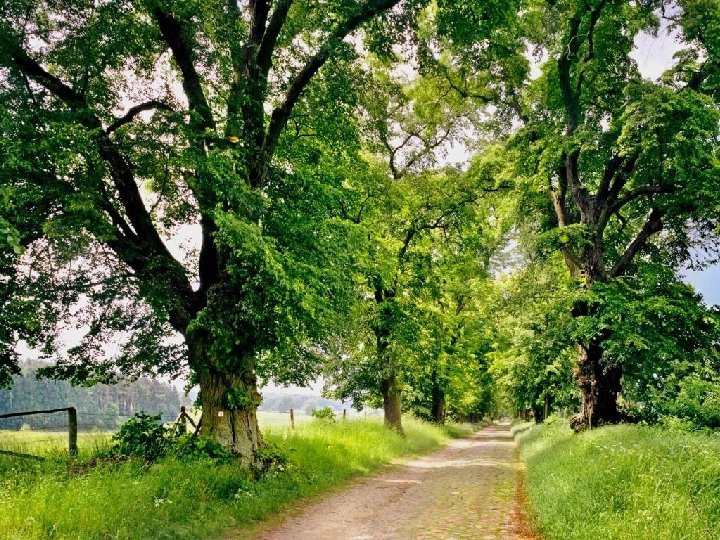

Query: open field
<box><xmin>0</xmin><ymin>410</ymin><xmax>379</xmax><ymax>458</ymax></box>
<box><xmin>0</xmin><ymin>416</ymin><xmax>474</xmax><ymax>539</ymax></box>
<box><xmin>516</xmin><ymin>419</ymin><xmax>720</xmax><ymax>539</ymax></box>
<box><xmin>0</xmin><ymin>430</ymin><xmax>113</xmax><ymax>457</ymax></box>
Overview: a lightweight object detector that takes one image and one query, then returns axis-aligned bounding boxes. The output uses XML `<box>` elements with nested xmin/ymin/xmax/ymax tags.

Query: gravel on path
<box><xmin>247</xmin><ymin>423</ymin><xmax>536</xmax><ymax>540</ymax></box>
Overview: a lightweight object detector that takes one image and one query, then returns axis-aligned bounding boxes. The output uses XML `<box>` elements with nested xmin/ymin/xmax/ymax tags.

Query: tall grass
<box><xmin>516</xmin><ymin>419</ymin><xmax>720</xmax><ymax>539</ymax></box>
<box><xmin>0</xmin><ymin>417</ymin><xmax>473</xmax><ymax>540</ymax></box>
<box><xmin>0</xmin><ymin>430</ymin><xmax>113</xmax><ymax>458</ymax></box>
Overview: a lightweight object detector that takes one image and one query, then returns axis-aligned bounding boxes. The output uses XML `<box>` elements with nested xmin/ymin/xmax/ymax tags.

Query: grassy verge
<box><xmin>515</xmin><ymin>419</ymin><xmax>720</xmax><ymax>539</ymax></box>
<box><xmin>0</xmin><ymin>417</ymin><xmax>475</xmax><ymax>539</ymax></box>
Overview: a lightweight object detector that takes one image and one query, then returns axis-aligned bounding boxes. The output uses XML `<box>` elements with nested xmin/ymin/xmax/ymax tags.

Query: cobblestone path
<box><xmin>252</xmin><ymin>423</ymin><xmax>534</xmax><ymax>540</ymax></box>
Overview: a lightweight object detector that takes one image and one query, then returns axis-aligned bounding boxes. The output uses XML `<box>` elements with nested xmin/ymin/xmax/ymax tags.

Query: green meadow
<box><xmin>516</xmin><ymin>420</ymin><xmax>720</xmax><ymax>540</ymax></box>
<box><xmin>0</xmin><ymin>417</ymin><xmax>472</xmax><ymax>539</ymax></box>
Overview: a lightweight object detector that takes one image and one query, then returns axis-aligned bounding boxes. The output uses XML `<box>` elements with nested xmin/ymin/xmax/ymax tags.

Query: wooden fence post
<box><xmin>289</xmin><ymin>408</ymin><xmax>295</xmax><ymax>429</ymax></box>
<box><xmin>343</xmin><ymin>409</ymin><xmax>347</xmax><ymax>420</ymax></box>
<box><xmin>67</xmin><ymin>407</ymin><xmax>78</xmax><ymax>457</ymax></box>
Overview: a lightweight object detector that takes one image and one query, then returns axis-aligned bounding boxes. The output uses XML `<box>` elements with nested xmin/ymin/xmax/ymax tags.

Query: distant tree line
<box><xmin>0</xmin><ymin>363</ymin><xmax>182</xmax><ymax>430</ymax></box>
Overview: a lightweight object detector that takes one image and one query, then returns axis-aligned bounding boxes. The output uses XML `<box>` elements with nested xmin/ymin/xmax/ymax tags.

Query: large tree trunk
<box><xmin>188</xmin><ymin>332</ymin><xmax>263</xmax><ymax>466</ymax></box>
<box><xmin>430</xmin><ymin>378</ymin><xmax>446</xmax><ymax>425</ymax></box>
<box><xmin>381</xmin><ymin>374</ymin><xmax>403</xmax><ymax>434</ymax></box>
<box><xmin>570</xmin><ymin>340</ymin><xmax>622</xmax><ymax>431</ymax></box>
<box><xmin>197</xmin><ymin>368</ymin><xmax>263</xmax><ymax>465</ymax></box>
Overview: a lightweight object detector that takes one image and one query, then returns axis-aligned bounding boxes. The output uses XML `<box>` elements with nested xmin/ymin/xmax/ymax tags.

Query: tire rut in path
<box><xmin>250</xmin><ymin>423</ymin><xmax>534</xmax><ymax>540</ymax></box>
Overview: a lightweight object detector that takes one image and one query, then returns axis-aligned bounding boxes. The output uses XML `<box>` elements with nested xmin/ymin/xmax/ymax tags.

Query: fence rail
<box><xmin>0</xmin><ymin>407</ymin><xmax>77</xmax><ymax>458</ymax></box>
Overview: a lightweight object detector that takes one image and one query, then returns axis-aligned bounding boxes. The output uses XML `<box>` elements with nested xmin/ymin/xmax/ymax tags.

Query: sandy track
<box><xmin>247</xmin><ymin>423</ymin><xmax>533</xmax><ymax>540</ymax></box>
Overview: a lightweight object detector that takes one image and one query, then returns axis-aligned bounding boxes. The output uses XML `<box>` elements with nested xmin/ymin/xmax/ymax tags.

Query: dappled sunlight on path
<box><xmin>245</xmin><ymin>423</ymin><xmax>535</xmax><ymax>540</ymax></box>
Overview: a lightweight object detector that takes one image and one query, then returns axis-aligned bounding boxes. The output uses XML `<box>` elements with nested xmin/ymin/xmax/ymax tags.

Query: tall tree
<box><xmin>0</xmin><ymin>0</ymin><xmax>422</xmax><ymax>463</ymax></box>
<box><xmin>505</xmin><ymin>0</ymin><xmax>720</xmax><ymax>428</ymax></box>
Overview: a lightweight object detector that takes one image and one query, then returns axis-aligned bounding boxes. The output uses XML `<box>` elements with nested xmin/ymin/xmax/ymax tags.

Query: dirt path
<box><xmin>249</xmin><ymin>423</ymin><xmax>534</xmax><ymax>540</ymax></box>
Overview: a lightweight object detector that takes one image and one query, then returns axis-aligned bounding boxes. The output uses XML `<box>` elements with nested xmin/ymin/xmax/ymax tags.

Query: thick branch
<box><xmin>250</xmin><ymin>0</ymin><xmax>270</xmax><ymax>44</ymax></box>
<box><xmin>604</xmin><ymin>153</ymin><xmax>639</xmax><ymax>206</ymax></box>
<box><xmin>152</xmin><ymin>9</ymin><xmax>216</xmax><ymax>131</ymax></box>
<box><xmin>1</xmin><ymin>34</ymin><xmax>197</xmax><ymax>331</ymax></box>
<box><xmin>263</xmin><ymin>0</ymin><xmax>402</xmax><ymax>174</ymax></box>
<box><xmin>549</xmin><ymin>165</ymin><xmax>570</xmax><ymax>227</ymax></box>
<box><xmin>610</xmin><ymin>208</ymin><xmax>664</xmax><ymax>277</ymax></box>
<box><xmin>0</xmin><ymin>31</ymin><xmax>84</xmax><ymax>107</ymax></box>
<box><xmin>576</xmin><ymin>0</ymin><xmax>608</xmax><ymax>96</ymax></box>
<box><xmin>565</xmin><ymin>149</ymin><xmax>592</xmax><ymax>221</ymax></box>
<box><xmin>606</xmin><ymin>184</ymin><xmax>673</xmax><ymax>218</ymax></box>
<box><xmin>256</xmin><ymin>0</ymin><xmax>294</xmax><ymax>77</ymax></box>
<box><xmin>558</xmin><ymin>15</ymin><xmax>582</xmax><ymax>133</ymax></box>
<box><xmin>595</xmin><ymin>153</ymin><xmax>625</xmax><ymax>206</ymax></box>
<box><xmin>106</xmin><ymin>100</ymin><xmax>174</xmax><ymax>134</ymax></box>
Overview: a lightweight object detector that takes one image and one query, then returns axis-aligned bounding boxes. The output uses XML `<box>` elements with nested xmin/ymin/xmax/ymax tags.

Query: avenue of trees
<box><xmin>1</xmin><ymin>0</ymin><xmax>719</xmax><ymax>464</ymax></box>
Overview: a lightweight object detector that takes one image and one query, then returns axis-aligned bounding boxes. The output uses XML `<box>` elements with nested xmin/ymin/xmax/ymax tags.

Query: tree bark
<box><xmin>570</xmin><ymin>340</ymin><xmax>622</xmax><ymax>431</ymax></box>
<box><xmin>380</xmin><ymin>374</ymin><xmax>403</xmax><ymax>434</ymax></box>
<box><xmin>430</xmin><ymin>377</ymin><xmax>446</xmax><ymax>424</ymax></box>
<box><xmin>189</xmin><ymin>333</ymin><xmax>263</xmax><ymax>465</ymax></box>
<box><xmin>196</xmin><ymin>368</ymin><xmax>263</xmax><ymax>465</ymax></box>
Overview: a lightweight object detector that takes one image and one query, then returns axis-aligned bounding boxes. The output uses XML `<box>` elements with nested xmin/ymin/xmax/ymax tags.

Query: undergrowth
<box><xmin>0</xmin><ymin>417</ymin><xmax>474</xmax><ymax>539</ymax></box>
<box><xmin>516</xmin><ymin>418</ymin><xmax>720</xmax><ymax>539</ymax></box>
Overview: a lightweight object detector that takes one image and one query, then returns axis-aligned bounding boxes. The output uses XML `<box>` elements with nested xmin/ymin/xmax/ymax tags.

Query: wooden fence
<box><xmin>0</xmin><ymin>407</ymin><xmax>77</xmax><ymax>459</ymax></box>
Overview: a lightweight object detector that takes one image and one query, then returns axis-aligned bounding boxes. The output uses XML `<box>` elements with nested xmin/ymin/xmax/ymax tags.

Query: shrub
<box><xmin>670</xmin><ymin>376</ymin><xmax>720</xmax><ymax>429</ymax></box>
<box><xmin>167</xmin><ymin>434</ymin><xmax>231</xmax><ymax>460</ymax></box>
<box><xmin>310</xmin><ymin>406</ymin><xmax>336</xmax><ymax>422</ymax></box>
<box><xmin>109</xmin><ymin>412</ymin><xmax>169</xmax><ymax>461</ymax></box>
<box><xmin>252</xmin><ymin>443</ymin><xmax>287</xmax><ymax>478</ymax></box>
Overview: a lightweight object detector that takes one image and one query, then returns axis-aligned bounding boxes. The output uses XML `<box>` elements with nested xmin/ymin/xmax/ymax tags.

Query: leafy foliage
<box><xmin>310</xmin><ymin>406</ymin><xmax>337</xmax><ymax>422</ymax></box>
<box><xmin>109</xmin><ymin>413</ymin><xmax>169</xmax><ymax>461</ymax></box>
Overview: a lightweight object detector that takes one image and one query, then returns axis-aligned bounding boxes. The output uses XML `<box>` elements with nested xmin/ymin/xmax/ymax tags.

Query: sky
<box><xmin>681</xmin><ymin>267</ymin><xmax>720</xmax><ymax>307</ymax></box>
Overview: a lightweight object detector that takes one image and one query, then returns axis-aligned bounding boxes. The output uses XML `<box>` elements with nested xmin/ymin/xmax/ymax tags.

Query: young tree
<box><xmin>0</xmin><ymin>0</ymin><xmax>423</xmax><ymax>463</ymax></box>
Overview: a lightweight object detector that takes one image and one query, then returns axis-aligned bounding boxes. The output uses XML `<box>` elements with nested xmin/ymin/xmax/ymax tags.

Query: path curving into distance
<box><xmin>248</xmin><ymin>423</ymin><xmax>536</xmax><ymax>540</ymax></box>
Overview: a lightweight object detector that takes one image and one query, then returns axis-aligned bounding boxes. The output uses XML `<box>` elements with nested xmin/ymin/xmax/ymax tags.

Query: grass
<box><xmin>515</xmin><ymin>418</ymin><xmax>720</xmax><ymax>540</ymax></box>
<box><xmin>0</xmin><ymin>430</ymin><xmax>113</xmax><ymax>457</ymax></box>
<box><xmin>0</xmin><ymin>416</ymin><xmax>474</xmax><ymax>540</ymax></box>
<box><xmin>0</xmin><ymin>410</ymin><xmax>350</xmax><ymax>457</ymax></box>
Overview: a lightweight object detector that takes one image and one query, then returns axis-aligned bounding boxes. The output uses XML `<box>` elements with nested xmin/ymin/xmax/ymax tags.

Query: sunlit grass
<box><xmin>0</xmin><ymin>429</ymin><xmax>113</xmax><ymax>457</ymax></box>
<box><xmin>0</xmin><ymin>416</ymin><xmax>475</xmax><ymax>539</ymax></box>
<box><xmin>516</xmin><ymin>419</ymin><xmax>720</xmax><ymax>539</ymax></box>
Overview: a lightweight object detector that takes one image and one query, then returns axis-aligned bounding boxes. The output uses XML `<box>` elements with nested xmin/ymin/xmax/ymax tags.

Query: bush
<box><xmin>310</xmin><ymin>406</ymin><xmax>336</xmax><ymax>422</ymax></box>
<box><xmin>252</xmin><ymin>443</ymin><xmax>287</xmax><ymax>478</ymax></box>
<box><xmin>167</xmin><ymin>434</ymin><xmax>231</xmax><ymax>460</ymax></box>
<box><xmin>670</xmin><ymin>376</ymin><xmax>720</xmax><ymax>429</ymax></box>
<box><xmin>110</xmin><ymin>413</ymin><xmax>237</xmax><ymax>462</ymax></box>
<box><xmin>109</xmin><ymin>412</ymin><xmax>169</xmax><ymax>461</ymax></box>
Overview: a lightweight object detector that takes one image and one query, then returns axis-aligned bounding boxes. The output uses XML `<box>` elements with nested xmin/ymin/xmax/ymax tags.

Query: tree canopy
<box><xmin>1</xmin><ymin>0</ymin><xmax>719</xmax><ymax>463</ymax></box>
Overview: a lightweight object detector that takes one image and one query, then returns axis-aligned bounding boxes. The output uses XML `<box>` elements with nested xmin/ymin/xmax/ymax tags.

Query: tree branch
<box><xmin>595</xmin><ymin>153</ymin><xmax>625</xmax><ymax>206</ymax></box>
<box><xmin>610</xmin><ymin>208</ymin><xmax>664</xmax><ymax>277</ymax></box>
<box><xmin>575</xmin><ymin>0</ymin><xmax>608</xmax><ymax>97</ymax></box>
<box><xmin>250</xmin><ymin>0</ymin><xmax>270</xmax><ymax>45</ymax></box>
<box><xmin>263</xmin><ymin>0</ymin><xmax>402</xmax><ymax>177</ymax></box>
<box><xmin>606</xmin><ymin>184</ymin><xmax>673</xmax><ymax>218</ymax></box>
<box><xmin>558</xmin><ymin>15</ymin><xmax>582</xmax><ymax>133</ymax></box>
<box><xmin>565</xmin><ymin>149</ymin><xmax>591</xmax><ymax>221</ymax></box>
<box><xmin>106</xmin><ymin>100</ymin><xmax>174</xmax><ymax>134</ymax></box>
<box><xmin>256</xmin><ymin>0</ymin><xmax>294</xmax><ymax>78</ymax></box>
<box><xmin>152</xmin><ymin>9</ymin><xmax>216</xmax><ymax>132</ymax></box>
<box><xmin>0</xmin><ymin>33</ymin><xmax>197</xmax><ymax>331</ymax></box>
